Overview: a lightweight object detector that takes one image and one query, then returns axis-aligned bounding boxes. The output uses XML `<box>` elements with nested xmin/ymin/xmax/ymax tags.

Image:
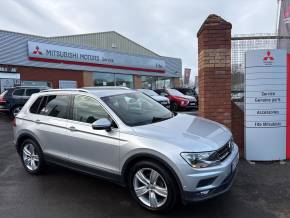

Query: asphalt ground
<box><xmin>0</xmin><ymin>113</ymin><xmax>290</xmax><ymax>218</ymax></box>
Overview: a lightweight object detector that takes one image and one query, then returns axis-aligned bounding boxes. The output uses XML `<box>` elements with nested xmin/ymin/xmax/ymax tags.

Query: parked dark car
<box><xmin>155</xmin><ymin>88</ymin><xmax>197</xmax><ymax>111</ymax></box>
<box><xmin>175</xmin><ymin>87</ymin><xmax>198</xmax><ymax>106</ymax></box>
<box><xmin>0</xmin><ymin>86</ymin><xmax>48</xmax><ymax>117</ymax></box>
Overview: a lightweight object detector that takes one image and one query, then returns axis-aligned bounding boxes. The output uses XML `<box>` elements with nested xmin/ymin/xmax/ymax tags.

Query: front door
<box><xmin>66</xmin><ymin>94</ymin><xmax>120</xmax><ymax>174</ymax></box>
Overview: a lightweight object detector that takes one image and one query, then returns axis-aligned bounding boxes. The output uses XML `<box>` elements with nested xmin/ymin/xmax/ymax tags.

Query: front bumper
<box><xmin>179</xmin><ymin>144</ymin><xmax>239</xmax><ymax>203</ymax></box>
<box><xmin>183</xmin><ymin>168</ymin><xmax>237</xmax><ymax>203</ymax></box>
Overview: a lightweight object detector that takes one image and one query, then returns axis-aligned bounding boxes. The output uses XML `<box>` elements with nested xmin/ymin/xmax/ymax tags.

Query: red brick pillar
<box><xmin>197</xmin><ymin>14</ymin><xmax>232</xmax><ymax>129</ymax></box>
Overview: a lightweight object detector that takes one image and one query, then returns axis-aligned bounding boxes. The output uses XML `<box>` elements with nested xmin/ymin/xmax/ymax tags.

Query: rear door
<box><xmin>29</xmin><ymin>94</ymin><xmax>71</xmax><ymax>160</ymax></box>
<box><xmin>65</xmin><ymin>94</ymin><xmax>120</xmax><ymax>174</ymax></box>
<box><xmin>12</xmin><ymin>88</ymin><xmax>27</xmax><ymax>105</ymax></box>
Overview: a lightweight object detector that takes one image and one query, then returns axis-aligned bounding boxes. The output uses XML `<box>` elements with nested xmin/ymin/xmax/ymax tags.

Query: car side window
<box><xmin>72</xmin><ymin>95</ymin><xmax>110</xmax><ymax>124</ymax></box>
<box><xmin>13</xmin><ymin>89</ymin><xmax>25</xmax><ymax>96</ymax></box>
<box><xmin>26</xmin><ymin>89</ymin><xmax>40</xmax><ymax>96</ymax></box>
<box><xmin>38</xmin><ymin>95</ymin><xmax>69</xmax><ymax>119</ymax></box>
<box><xmin>30</xmin><ymin>96</ymin><xmax>43</xmax><ymax>114</ymax></box>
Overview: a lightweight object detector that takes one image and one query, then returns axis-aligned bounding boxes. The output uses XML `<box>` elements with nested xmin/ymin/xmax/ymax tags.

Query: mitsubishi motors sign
<box><xmin>28</xmin><ymin>41</ymin><xmax>166</xmax><ymax>73</ymax></box>
<box><xmin>245</xmin><ymin>49</ymin><xmax>289</xmax><ymax>161</ymax></box>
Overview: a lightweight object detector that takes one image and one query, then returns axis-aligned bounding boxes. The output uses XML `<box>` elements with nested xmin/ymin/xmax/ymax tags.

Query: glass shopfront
<box><xmin>141</xmin><ymin>76</ymin><xmax>157</xmax><ymax>89</ymax></box>
<box><xmin>0</xmin><ymin>72</ymin><xmax>20</xmax><ymax>93</ymax></box>
<box><xmin>115</xmin><ymin>74</ymin><xmax>133</xmax><ymax>88</ymax></box>
<box><xmin>141</xmin><ymin>76</ymin><xmax>173</xmax><ymax>89</ymax></box>
<box><xmin>93</xmin><ymin>72</ymin><xmax>133</xmax><ymax>88</ymax></box>
<box><xmin>93</xmin><ymin>72</ymin><xmax>115</xmax><ymax>86</ymax></box>
<box><xmin>155</xmin><ymin>77</ymin><xmax>172</xmax><ymax>89</ymax></box>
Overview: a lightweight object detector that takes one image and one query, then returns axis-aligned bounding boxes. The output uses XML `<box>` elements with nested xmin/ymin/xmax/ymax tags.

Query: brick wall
<box><xmin>232</xmin><ymin>102</ymin><xmax>244</xmax><ymax>156</ymax></box>
<box><xmin>19</xmin><ymin>66</ymin><xmax>85</xmax><ymax>88</ymax></box>
<box><xmin>197</xmin><ymin>14</ymin><xmax>232</xmax><ymax>129</ymax></box>
<box><xmin>133</xmin><ymin>75</ymin><xmax>142</xmax><ymax>88</ymax></box>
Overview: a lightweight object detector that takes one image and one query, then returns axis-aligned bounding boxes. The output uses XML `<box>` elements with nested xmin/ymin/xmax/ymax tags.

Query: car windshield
<box><xmin>167</xmin><ymin>89</ymin><xmax>184</xmax><ymax>97</ymax></box>
<box><xmin>101</xmin><ymin>92</ymin><xmax>174</xmax><ymax>127</ymax></box>
<box><xmin>183</xmin><ymin>89</ymin><xmax>194</xmax><ymax>96</ymax></box>
<box><xmin>139</xmin><ymin>89</ymin><xmax>158</xmax><ymax>96</ymax></box>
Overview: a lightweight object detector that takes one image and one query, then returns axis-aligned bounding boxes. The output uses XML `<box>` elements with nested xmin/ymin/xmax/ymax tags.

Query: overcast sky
<box><xmin>0</xmin><ymin>0</ymin><xmax>278</xmax><ymax>78</ymax></box>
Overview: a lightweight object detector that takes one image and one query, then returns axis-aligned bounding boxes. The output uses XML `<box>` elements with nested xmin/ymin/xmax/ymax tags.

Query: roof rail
<box><xmin>82</xmin><ymin>86</ymin><xmax>131</xmax><ymax>90</ymax></box>
<box><xmin>40</xmin><ymin>88</ymin><xmax>88</xmax><ymax>93</ymax></box>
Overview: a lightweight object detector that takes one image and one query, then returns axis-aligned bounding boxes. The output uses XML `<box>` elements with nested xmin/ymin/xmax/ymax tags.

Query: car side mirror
<box><xmin>92</xmin><ymin>118</ymin><xmax>112</xmax><ymax>131</ymax></box>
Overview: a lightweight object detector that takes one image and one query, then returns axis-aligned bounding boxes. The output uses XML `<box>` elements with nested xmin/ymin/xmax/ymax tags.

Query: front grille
<box><xmin>209</xmin><ymin>140</ymin><xmax>232</xmax><ymax>162</ymax></box>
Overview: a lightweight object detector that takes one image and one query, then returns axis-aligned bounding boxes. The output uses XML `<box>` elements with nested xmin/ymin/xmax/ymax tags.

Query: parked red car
<box><xmin>154</xmin><ymin>88</ymin><xmax>197</xmax><ymax>111</ymax></box>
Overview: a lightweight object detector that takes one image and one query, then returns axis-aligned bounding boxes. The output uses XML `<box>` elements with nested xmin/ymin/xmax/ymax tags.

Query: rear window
<box><xmin>26</xmin><ymin>88</ymin><xmax>40</xmax><ymax>96</ymax></box>
<box><xmin>30</xmin><ymin>95</ymin><xmax>70</xmax><ymax>119</ymax></box>
<box><xmin>13</xmin><ymin>89</ymin><xmax>25</xmax><ymax>96</ymax></box>
<box><xmin>30</xmin><ymin>97</ymin><xmax>43</xmax><ymax>114</ymax></box>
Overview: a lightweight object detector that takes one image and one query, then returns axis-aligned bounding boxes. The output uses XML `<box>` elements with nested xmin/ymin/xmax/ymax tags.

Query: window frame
<box><xmin>68</xmin><ymin>94</ymin><xmax>119</xmax><ymax>128</ymax></box>
<box><xmin>12</xmin><ymin>88</ymin><xmax>25</xmax><ymax>97</ymax></box>
<box><xmin>25</xmin><ymin>88</ymin><xmax>41</xmax><ymax>97</ymax></box>
<box><xmin>29</xmin><ymin>94</ymin><xmax>72</xmax><ymax>120</ymax></box>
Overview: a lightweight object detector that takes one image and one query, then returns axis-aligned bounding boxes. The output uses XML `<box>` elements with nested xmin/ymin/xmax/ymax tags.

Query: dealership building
<box><xmin>0</xmin><ymin>30</ymin><xmax>182</xmax><ymax>92</ymax></box>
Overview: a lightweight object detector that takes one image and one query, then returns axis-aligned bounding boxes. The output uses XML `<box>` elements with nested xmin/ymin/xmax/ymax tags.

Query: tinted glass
<box><xmin>139</xmin><ymin>89</ymin><xmax>158</xmax><ymax>96</ymax></box>
<box><xmin>39</xmin><ymin>95</ymin><xmax>69</xmax><ymax>119</ymax></box>
<box><xmin>30</xmin><ymin>97</ymin><xmax>43</xmax><ymax>114</ymax></box>
<box><xmin>26</xmin><ymin>89</ymin><xmax>40</xmax><ymax>96</ymax></box>
<box><xmin>93</xmin><ymin>72</ymin><xmax>115</xmax><ymax>86</ymax></box>
<box><xmin>115</xmin><ymin>74</ymin><xmax>133</xmax><ymax>88</ymax></box>
<box><xmin>102</xmin><ymin>92</ymin><xmax>173</xmax><ymax>127</ymax></box>
<box><xmin>13</xmin><ymin>89</ymin><xmax>25</xmax><ymax>96</ymax></box>
<box><xmin>72</xmin><ymin>95</ymin><xmax>110</xmax><ymax>124</ymax></box>
<box><xmin>167</xmin><ymin>89</ymin><xmax>184</xmax><ymax>97</ymax></box>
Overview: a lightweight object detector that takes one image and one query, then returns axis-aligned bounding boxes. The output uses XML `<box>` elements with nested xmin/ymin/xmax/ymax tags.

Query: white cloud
<box><xmin>0</xmin><ymin>0</ymin><xmax>277</xmax><ymax>79</ymax></box>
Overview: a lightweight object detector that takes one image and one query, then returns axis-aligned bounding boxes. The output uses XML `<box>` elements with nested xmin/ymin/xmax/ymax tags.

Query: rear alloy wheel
<box><xmin>20</xmin><ymin>139</ymin><xmax>45</xmax><ymax>174</ymax></box>
<box><xmin>129</xmin><ymin>161</ymin><xmax>178</xmax><ymax>213</ymax></box>
<box><xmin>11</xmin><ymin>106</ymin><xmax>22</xmax><ymax>118</ymax></box>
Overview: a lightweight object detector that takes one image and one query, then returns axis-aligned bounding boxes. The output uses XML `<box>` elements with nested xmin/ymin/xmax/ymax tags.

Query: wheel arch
<box><xmin>121</xmin><ymin>153</ymin><xmax>184</xmax><ymax>199</ymax></box>
<box><xmin>16</xmin><ymin>133</ymin><xmax>41</xmax><ymax>154</ymax></box>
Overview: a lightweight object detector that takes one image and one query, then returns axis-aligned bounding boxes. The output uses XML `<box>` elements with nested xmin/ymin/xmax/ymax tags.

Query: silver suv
<box><xmin>13</xmin><ymin>88</ymin><xmax>239</xmax><ymax>212</ymax></box>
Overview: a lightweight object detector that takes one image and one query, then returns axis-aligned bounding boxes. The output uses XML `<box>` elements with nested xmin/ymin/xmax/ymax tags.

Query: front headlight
<box><xmin>180</xmin><ymin>152</ymin><xmax>220</xmax><ymax>168</ymax></box>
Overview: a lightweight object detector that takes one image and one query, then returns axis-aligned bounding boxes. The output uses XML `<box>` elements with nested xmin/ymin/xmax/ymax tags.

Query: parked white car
<box><xmin>138</xmin><ymin>89</ymin><xmax>170</xmax><ymax>109</ymax></box>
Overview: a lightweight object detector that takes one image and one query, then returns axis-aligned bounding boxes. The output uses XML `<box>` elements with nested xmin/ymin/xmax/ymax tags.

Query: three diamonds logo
<box><xmin>263</xmin><ymin>51</ymin><xmax>274</xmax><ymax>65</ymax></box>
<box><xmin>32</xmin><ymin>46</ymin><xmax>42</xmax><ymax>55</ymax></box>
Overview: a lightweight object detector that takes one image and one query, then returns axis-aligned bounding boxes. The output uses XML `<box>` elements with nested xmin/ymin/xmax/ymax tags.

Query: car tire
<box><xmin>10</xmin><ymin>105</ymin><xmax>23</xmax><ymax>118</ymax></box>
<box><xmin>20</xmin><ymin>139</ymin><xmax>45</xmax><ymax>175</ymax></box>
<box><xmin>128</xmin><ymin>160</ymin><xmax>178</xmax><ymax>213</ymax></box>
<box><xmin>171</xmin><ymin>102</ymin><xmax>179</xmax><ymax>111</ymax></box>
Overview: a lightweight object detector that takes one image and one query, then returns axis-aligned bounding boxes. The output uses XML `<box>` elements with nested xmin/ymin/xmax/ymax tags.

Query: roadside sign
<box><xmin>245</xmin><ymin>49</ymin><xmax>287</xmax><ymax>160</ymax></box>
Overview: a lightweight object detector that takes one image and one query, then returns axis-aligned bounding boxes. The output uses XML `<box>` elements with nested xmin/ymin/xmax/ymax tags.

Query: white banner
<box><xmin>28</xmin><ymin>41</ymin><xmax>165</xmax><ymax>72</ymax></box>
<box><xmin>245</xmin><ymin>49</ymin><xmax>287</xmax><ymax>161</ymax></box>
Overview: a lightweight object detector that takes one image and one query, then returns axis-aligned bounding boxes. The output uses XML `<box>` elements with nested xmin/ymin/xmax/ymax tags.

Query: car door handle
<box><xmin>69</xmin><ymin>126</ymin><xmax>77</xmax><ymax>131</ymax></box>
<box><xmin>35</xmin><ymin>119</ymin><xmax>41</xmax><ymax>124</ymax></box>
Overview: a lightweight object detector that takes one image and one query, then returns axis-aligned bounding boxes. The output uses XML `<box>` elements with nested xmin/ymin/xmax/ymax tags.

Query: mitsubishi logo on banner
<box><xmin>263</xmin><ymin>51</ymin><xmax>274</xmax><ymax>65</ymax></box>
<box><xmin>32</xmin><ymin>46</ymin><xmax>42</xmax><ymax>55</ymax></box>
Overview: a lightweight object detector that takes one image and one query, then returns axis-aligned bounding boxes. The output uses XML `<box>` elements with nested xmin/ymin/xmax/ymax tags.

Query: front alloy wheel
<box><xmin>133</xmin><ymin>168</ymin><xmax>168</xmax><ymax>208</ymax></box>
<box><xmin>129</xmin><ymin>161</ymin><xmax>178</xmax><ymax>213</ymax></box>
